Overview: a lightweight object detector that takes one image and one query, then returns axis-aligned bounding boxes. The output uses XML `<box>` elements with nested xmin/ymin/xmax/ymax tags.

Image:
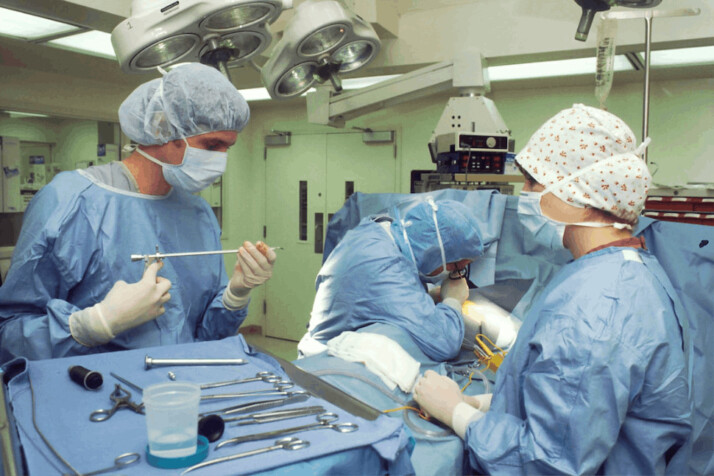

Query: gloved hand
<box><xmin>229</xmin><ymin>241</ymin><xmax>277</xmax><ymax>294</ymax></box>
<box><xmin>69</xmin><ymin>261</ymin><xmax>171</xmax><ymax>346</ymax></box>
<box><xmin>440</xmin><ymin>277</ymin><xmax>469</xmax><ymax>310</ymax></box>
<box><xmin>464</xmin><ymin>393</ymin><xmax>492</xmax><ymax>412</ymax></box>
<box><xmin>413</xmin><ymin>370</ymin><xmax>465</xmax><ymax>426</ymax></box>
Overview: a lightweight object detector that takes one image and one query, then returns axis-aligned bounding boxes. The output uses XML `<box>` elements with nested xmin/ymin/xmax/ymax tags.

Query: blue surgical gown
<box><xmin>466</xmin><ymin>246</ymin><xmax>692</xmax><ymax>475</ymax></box>
<box><xmin>0</xmin><ymin>171</ymin><xmax>247</xmax><ymax>363</ymax></box>
<box><xmin>299</xmin><ymin>218</ymin><xmax>465</xmax><ymax>362</ymax></box>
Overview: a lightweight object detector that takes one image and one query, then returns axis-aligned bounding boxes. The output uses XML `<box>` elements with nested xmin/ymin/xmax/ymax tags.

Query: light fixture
<box><xmin>0</xmin><ymin>7</ymin><xmax>81</xmax><ymax>41</ymax></box>
<box><xmin>261</xmin><ymin>0</ymin><xmax>381</xmax><ymax>99</ymax></box>
<box><xmin>650</xmin><ymin>45</ymin><xmax>714</xmax><ymax>67</ymax></box>
<box><xmin>111</xmin><ymin>0</ymin><xmax>290</xmax><ymax>79</ymax></box>
<box><xmin>488</xmin><ymin>56</ymin><xmax>633</xmax><ymax>81</ymax></box>
<box><xmin>4</xmin><ymin>110</ymin><xmax>50</xmax><ymax>119</ymax></box>
<box><xmin>49</xmin><ymin>31</ymin><xmax>116</xmax><ymax>60</ymax></box>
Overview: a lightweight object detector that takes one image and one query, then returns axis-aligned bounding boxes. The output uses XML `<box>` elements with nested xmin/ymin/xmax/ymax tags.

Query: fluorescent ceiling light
<box><xmin>5</xmin><ymin>110</ymin><xmax>50</xmax><ymax>118</ymax></box>
<box><xmin>489</xmin><ymin>56</ymin><xmax>633</xmax><ymax>81</ymax></box>
<box><xmin>650</xmin><ymin>45</ymin><xmax>714</xmax><ymax>66</ymax></box>
<box><xmin>0</xmin><ymin>7</ymin><xmax>81</xmax><ymax>40</ymax></box>
<box><xmin>49</xmin><ymin>31</ymin><xmax>116</xmax><ymax>59</ymax></box>
<box><xmin>239</xmin><ymin>87</ymin><xmax>272</xmax><ymax>101</ymax></box>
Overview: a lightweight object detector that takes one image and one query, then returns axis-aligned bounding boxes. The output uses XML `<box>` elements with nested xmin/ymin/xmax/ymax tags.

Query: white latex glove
<box><xmin>440</xmin><ymin>277</ymin><xmax>469</xmax><ymax>310</ymax></box>
<box><xmin>229</xmin><ymin>241</ymin><xmax>277</xmax><ymax>294</ymax></box>
<box><xmin>413</xmin><ymin>370</ymin><xmax>465</xmax><ymax>427</ymax></box>
<box><xmin>69</xmin><ymin>261</ymin><xmax>171</xmax><ymax>346</ymax></box>
<box><xmin>464</xmin><ymin>393</ymin><xmax>492</xmax><ymax>412</ymax></box>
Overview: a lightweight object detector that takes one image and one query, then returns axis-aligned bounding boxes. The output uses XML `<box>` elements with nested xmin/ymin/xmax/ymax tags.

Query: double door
<box><xmin>264</xmin><ymin>132</ymin><xmax>397</xmax><ymax>341</ymax></box>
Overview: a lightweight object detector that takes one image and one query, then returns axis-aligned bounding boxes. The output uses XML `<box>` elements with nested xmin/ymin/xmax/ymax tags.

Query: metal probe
<box><xmin>131</xmin><ymin>247</ymin><xmax>283</xmax><ymax>262</ymax></box>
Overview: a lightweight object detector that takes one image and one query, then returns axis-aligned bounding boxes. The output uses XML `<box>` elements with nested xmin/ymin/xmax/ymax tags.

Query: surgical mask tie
<box><xmin>400</xmin><ymin>197</ymin><xmax>450</xmax><ymax>284</ymax></box>
<box><xmin>136</xmin><ymin>138</ymin><xmax>227</xmax><ymax>193</ymax></box>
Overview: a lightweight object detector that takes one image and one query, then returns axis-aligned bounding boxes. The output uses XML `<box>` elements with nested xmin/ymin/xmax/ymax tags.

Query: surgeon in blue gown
<box><xmin>298</xmin><ymin>197</ymin><xmax>484</xmax><ymax>362</ymax></box>
<box><xmin>0</xmin><ymin>63</ymin><xmax>276</xmax><ymax>363</ymax></box>
<box><xmin>414</xmin><ymin>104</ymin><xmax>693</xmax><ymax>474</ymax></box>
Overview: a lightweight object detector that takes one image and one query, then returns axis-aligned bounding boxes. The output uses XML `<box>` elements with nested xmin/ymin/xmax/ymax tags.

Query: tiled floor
<box><xmin>243</xmin><ymin>333</ymin><xmax>299</xmax><ymax>362</ymax></box>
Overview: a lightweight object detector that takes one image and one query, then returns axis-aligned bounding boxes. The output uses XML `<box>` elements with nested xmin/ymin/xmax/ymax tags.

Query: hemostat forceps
<box><xmin>181</xmin><ymin>437</ymin><xmax>308</xmax><ymax>475</ymax></box>
<box><xmin>90</xmin><ymin>384</ymin><xmax>144</xmax><ymax>422</ymax></box>
<box><xmin>201</xmin><ymin>383</ymin><xmax>302</xmax><ymax>401</ymax></box>
<box><xmin>216</xmin><ymin>412</ymin><xmax>358</xmax><ymax>449</ymax></box>
<box><xmin>200</xmin><ymin>371</ymin><xmax>284</xmax><ymax>390</ymax></box>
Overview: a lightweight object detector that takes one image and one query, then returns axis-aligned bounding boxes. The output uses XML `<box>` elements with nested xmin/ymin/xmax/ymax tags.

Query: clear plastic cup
<box><xmin>143</xmin><ymin>382</ymin><xmax>200</xmax><ymax>458</ymax></box>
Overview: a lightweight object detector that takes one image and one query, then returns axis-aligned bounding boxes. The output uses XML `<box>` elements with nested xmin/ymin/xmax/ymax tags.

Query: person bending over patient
<box><xmin>0</xmin><ymin>64</ymin><xmax>275</xmax><ymax>363</ymax></box>
<box><xmin>298</xmin><ymin>197</ymin><xmax>484</xmax><ymax>362</ymax></box>
<box><xmin>414</xmin><ymin>104</ymin><xmax>692</xmax><ymax>475</ymax></box>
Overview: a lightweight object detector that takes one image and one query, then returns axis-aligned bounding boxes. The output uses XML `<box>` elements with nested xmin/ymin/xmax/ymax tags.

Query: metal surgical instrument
<box><xmin>145</xmin><ymin>356</ymin><xmax>247</xmax><ymax>369</ymax></box>
<box><xmin>199</xmin><ymin>393</ymin><xmax>311</xmax><ymax>417</ymax></box>
<box><xmin>181</xmin><ymin>437</ymin><xmax>309</xmax><ymax>475</ymax></box>
<box><xmin>201</xmin><ymin>384</ymin><xmax>303</xmax><ymax>401</ymax></box>
<box><xmin>131</xmin><ymin>247</ymin><xmax>283</xmax><ymax>263</ymax></box>
<box><xmin>63</xmin><ymin>453</ymin><xmax>140</xmax><ymax>476</ymax></box>
<box><xmin>216</xmin><ymin>412</ymin><xmax>358</xmax><ymax>449</ymax></box>
<box><xmin>109</xmin><ymin>372</ymin><xmax>143</xmax><ymax>394</ymax></box>
<box><xmin>225</xmin><ymin>406</ymin><xmax>326</xmax><ymax>424</ymax></box>
<box><xmin>90</xmin><ymin>384</ymin><xmax>144</xmax><ymax>422</ymax></box>
<box><xmin>200</xmin><ymin>371</ymin><xmax>283</xmax><ymax>389</ymax></box>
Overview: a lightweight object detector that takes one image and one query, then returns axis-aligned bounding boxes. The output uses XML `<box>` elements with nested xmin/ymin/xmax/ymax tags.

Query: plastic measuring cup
<box><xmin>144</xmin><ymin>382</ymin><xmax>201</xmax><ymax>458</ymax></box>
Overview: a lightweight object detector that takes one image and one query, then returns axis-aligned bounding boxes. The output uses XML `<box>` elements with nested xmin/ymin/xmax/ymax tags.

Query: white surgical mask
<box><xmin>137</xmin><ymin>138</ymin><xmax>227</xmax><ymax>193</ymax></box>
<box><xmin>518</xmin><ymin>189</ymin><xmax>633</xmax><ymax>251</ymax></box>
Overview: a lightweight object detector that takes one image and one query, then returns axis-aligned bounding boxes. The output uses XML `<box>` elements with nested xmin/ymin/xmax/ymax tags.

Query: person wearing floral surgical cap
<box><xmin>414</xmin><ymin>104</ymin><xmax>693</xmax><ymax>475</ymax></box>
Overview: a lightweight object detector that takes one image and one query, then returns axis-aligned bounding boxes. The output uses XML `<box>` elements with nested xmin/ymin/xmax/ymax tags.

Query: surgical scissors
<box><xmin>201</xmin><ymin>383</ymin><xmax>301</xmax><ymax>401</ymax></box>
<box><xmin>90</xmin><ymin>384</ymin><xmax>144</xmax><ymax>422</ymax></box>
<box><xmin>63</xmin><ymin>453</ymin><xmax>140</xmax><ymax>476</ymax></box>
<box><xmin>199</xmin><ymin>393</ymin><xmax>311</xmax><ymax>417</ymax></box>
<box><xmin>181</xmin><ymin>437</ymin><xmax>308</xmax><ymax>475</ymax></box>
<box><xmin>200</xmin><ymin>371</ymin><xmax>284</xmax><ymax>390</ymax></box>
<box><xmin>216</xmin><ymin>412</ymin><xmax>358</xmax><ymax>449</ymax></box>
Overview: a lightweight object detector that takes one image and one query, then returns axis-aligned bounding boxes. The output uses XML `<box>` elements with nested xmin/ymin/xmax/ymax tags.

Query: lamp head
<box><xmin>261</xmin><ymin>0</ymin><xmax>381</xmax><ymax>99</ymax></box>
<box><xmin>111</xmin><ymin>0</ymin><xmax>289</xmax><ymax>73</ymax></box>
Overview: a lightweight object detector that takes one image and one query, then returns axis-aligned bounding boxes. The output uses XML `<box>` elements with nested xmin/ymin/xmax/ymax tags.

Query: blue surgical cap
<box><xmin>119</xmin><ymin>63</ymin><xmax>250</xmax><ymax>145</ymax></box>
<box><xmin>392</xmin><ymin>199</ymin><xmax>484</xmax><ymax>275</ymax></box>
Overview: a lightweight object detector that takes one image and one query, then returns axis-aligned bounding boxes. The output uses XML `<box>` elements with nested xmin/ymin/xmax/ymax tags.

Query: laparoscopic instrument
<box><xmin>199</xmin><ymin>393</ymin><xmax>311</xmax><ymax>417</ymax></box>
<box><xmin>90</xmin><ymin>384</ymin><xmax>144</xmax><ymax>422</ymax></box>
<box><xmin>181</xmin><ymin>437</ymin><xmax>309</xmax><ymax>476</ymax></box>
<box><xmin>226</xmin><ymin>406</ymin><xmax>326</xmax><ymax>425</ymax></box>
<box><xmin>130</xmin><ymin>246</ymin><xmax>283</xmax><ymax>264</ymax></box>
<box><xmin>216</xmin><ymin>412</ymin><xmax>358</xmax><ymax>449</ymax></box>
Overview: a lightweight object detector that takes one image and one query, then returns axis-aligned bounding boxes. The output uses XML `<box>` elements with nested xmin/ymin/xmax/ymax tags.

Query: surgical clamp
<box><xmin>90</xmin><ymin>384</ymin><xmax>144</xmax><ymax>422</ymax></box>
<box><xmin>63</xmin><ymin>453</ymin><xmax>140</xmax><ymax>476</ymax></box>
<box><xmin>145</xmin><ymin>356</ymin><xmax>247</xmax><ymax>369</ymax></box>
<box><xmin>200</xmin><ymin>371</ymin><xmax>283</xmax><ymax>389</ymax></box>
<box><xmin>201</xmin><ymin>384</ymin><xmax>303</xmax><ymax>401</ymax></box>
<box><xmin>216</xmin><ymin>412</ymin><xmax>358</xmax><ymax>449</ymax></box>
<box><xmin>225</xmin><ymin>406</ymin><xmax>326</xmax><ymax>425</ymax></box>
<box><xmin>181</xmin><ymin>437</ymin><xmax>308</xmax><ymax>475</ymax></box>
<box><xmin>131</xmin><ymin>247</ymin><xmax>283</xmax><ymax>263</ymax></box>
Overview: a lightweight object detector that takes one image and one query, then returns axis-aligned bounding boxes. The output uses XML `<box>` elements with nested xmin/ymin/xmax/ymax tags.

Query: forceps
<box><xmin>225</xmin><ymin>405</ymin><xmax>326</xmax><ymax>424</ymax></box>
<box><xmin>201</xmin><ymin>383</ymin><xmax>300</xmax><ymax>401</ymax></box>
<box><xmin>200</xmin><ymin>371</ymin><xmax>284</xmax><ymax>390</ymax></box>
<box><xmin>216</xmin><ymin>412</ymin><xmax>358</xmax><ymax>449</ymax></box>
<box><xmin>181</xmin><ymin>437</ymin><xmax>308</xmax><ymax>475</ymax></box>
<box><xmin>63</xmin><ymin>453</ymin><xmax>140</xmax><ymax>476</ymax></box>
<box><xmin>90</xmin><ymin>384</ymin><xmax>144</xmax><ymax>422</ymax></box>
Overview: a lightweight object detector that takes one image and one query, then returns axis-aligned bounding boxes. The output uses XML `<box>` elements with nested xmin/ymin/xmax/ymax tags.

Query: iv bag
<box><xmin>595</xmin><ymin>16</ymin><xmax>618</xmax><ymax>109</ymax></box>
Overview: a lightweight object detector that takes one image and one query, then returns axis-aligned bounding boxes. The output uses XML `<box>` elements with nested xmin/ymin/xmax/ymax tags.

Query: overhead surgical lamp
<box><xmin>572</xmin><ymin>0</ymin><xmax>662</xmax><ymax>41</ymax></box>
<box><xmin>261</xmin><ymin>0</ymin><xmax>381</xmax><ymax>99</ymax></box>
<box><xmin>111</xmin><ymin>0</ymin><xmax>291</xmax><ymax>80</ymax></box>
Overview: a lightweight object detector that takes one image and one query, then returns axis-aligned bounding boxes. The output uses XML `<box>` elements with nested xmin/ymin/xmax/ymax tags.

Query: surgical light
<box><xmin>111</xmin><ymin>0</ymin><xmax>289</xmax><ymax>78</ymax></box>
<box><xmin>262</xmin><ymin>0</ymin><xmax>380</xmax><ymax>99</ymax></box>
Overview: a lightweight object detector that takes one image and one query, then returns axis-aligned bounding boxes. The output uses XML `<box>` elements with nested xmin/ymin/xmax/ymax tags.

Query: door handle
<box><xmin>314</xmin><ymin>213</ymin><xmax>324</xmax><ymax>254</ymax></box>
